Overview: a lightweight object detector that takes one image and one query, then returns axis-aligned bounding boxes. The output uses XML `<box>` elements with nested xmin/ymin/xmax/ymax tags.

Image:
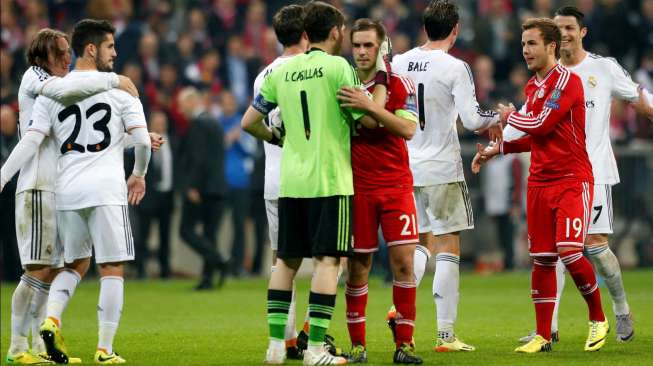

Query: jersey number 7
<box><xmin>58</xmin><ymin>103</ymin><xmax>112</xmax><ymax>154</ymax></box>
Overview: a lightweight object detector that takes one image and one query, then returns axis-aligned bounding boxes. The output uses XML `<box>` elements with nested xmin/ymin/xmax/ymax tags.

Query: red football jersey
<box><xmin>352</xmin><ymin>73</ymin><xmax>417</xmax><ymax>194</ymax></box>
<box><xmin>501</xmin><ymin>64</ymin><xmax>593</xmax><ymax>186</ymax></box>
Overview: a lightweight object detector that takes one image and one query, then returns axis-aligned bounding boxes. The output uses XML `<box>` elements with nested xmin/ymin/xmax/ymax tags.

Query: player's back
<box><xmin>31</xmin><ymin>71</ymin><xmax>146</xmax><ymax>210</ymax></box>
<box><xmin>16</xmin><ymin>66</ymin><xmax>58</xmax><ymax>193</ymax></box>
<box><xmin>261</xmin><ymin>49</ymin><xmax>360</xmax><ymax>198</ymax></box>
<box><xmin>393</xmin><ymin>48</ymin><xmax>476</xmax><ymax>185</ymax></box>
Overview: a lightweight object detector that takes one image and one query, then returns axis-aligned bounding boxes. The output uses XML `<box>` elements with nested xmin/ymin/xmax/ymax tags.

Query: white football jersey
<box><xmin>28</xmin><ymin>71</ymin><xmax>147</xmax><ymax>210</ymax></box>
<box><xmin>16</xmin><ymin>66</ymin><xmax>117</xmax><ymax>194</ymax></box>
<box><xmin>253</xmin><ymin>55</ymin><xmax>296</xmax><ymax>200</ymax></box>
<box><xmin>392</xmin><ymin>48</ymin><xmax>499</xmax><ymax>186</ymax></box>
<box><xmin>566</xmin><ymin>53</ymin><xmax>640</xmax><ymax>185</ymax></box>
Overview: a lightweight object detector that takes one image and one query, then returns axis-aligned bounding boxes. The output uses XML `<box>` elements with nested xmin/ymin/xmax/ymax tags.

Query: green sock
<box><xmin>308</xmin><ymin>292</ymin><xmax>336</xmax><ymax>346</ymax></box>
<box><xmin>268</xmin><ymin>289</ymin><xmax>292</xmax><ymax>341</ymax></box>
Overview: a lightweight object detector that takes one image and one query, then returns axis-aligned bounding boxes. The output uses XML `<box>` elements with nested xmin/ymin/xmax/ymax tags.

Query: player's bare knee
<box><xmin>98</xmin><ymin>262</ymin><xmax>125</xmax><ymax>277</ymax></box>
<box><xmin>65</xmin><ymin>258</ymin><xmax>91</xmax><ymax>278</ymax></box>
<box><xmin>585</xmin><ymin>233</ymin><xmax>609</xmax><ymax>248</ymax></box>
<box><xmin>24</xmin><ymin>264</ymin><xmax>56</xmax><ymax>282</ymax></box>
<box><xmin>434</xmin><ymin>232</ymin><xmax>460</xmax><ymax>255</ymax></box>
<box><xmin>347</xmin><ymin>254</ymin><xmax>372</xmax><ymax>284</ymax></box>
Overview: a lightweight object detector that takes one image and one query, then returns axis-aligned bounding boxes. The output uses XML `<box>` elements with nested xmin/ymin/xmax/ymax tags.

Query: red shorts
<box><xmin>352</xmin><ymin>191</ymin><xmax>419</xmax><ymax>253</ymax></box>
<box><xmin>527</xmin><ymin>181</ymin><xmax>593</xmax><ymax>257</ymax></box>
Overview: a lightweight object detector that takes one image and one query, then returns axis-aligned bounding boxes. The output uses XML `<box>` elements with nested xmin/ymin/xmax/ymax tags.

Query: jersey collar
<box><xmin>306</xmin><ymin>47</ymin><xmax>326</xmax><ymax>54</ymax></box>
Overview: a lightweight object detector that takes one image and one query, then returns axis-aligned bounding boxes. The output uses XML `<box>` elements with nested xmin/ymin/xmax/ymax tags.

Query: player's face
<box><xmin>554</xmin><ymin>15</ymin><xmax>586</xmax><ymax>54</ymax></box>
<box><xmin>47</xmin><ymin>37</ymin><xmax>72</xmax><ymax>77</ymax></box>
<box><xmin>351</xmin><ymin>30</ymin><xmax>380</xmax><ymax>72</ymax></box>
<box><xmin>521</xmin><ymin>28</ymin><xmax>551</xmax><ymax>72</ymax></box>
<box><xmin>96</xmin><ymin>34</ymin><xmax>117</xmax><ymax>72</ymax></box>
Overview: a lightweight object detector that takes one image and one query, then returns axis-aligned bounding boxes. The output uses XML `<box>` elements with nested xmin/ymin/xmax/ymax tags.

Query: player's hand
<box><xmin>118</xmin><ymin>75</ymin><xmax>139</xmax><ymax>98</ymax></box>
<box><xmin>471</xmin><ymin>142</ymin><xmax>499</xmax><ymax>174</ymax></box>
<box><xmin>475</xmin><ymin>122</ymin><xmax>504</xmax><ymax>142</ymax></box>
<box><xmin>374</xmin><ymin>36</ymin><xmax>393</xmax><ymax>86</ymax></box>
<box><xmin>497</xmin><ymin>103</ymin><xmax>516</xmax><ymax>124</ymax></box>
<box><xmin>127</xmin><ymin>175</ymin><xmax>146</xmax><ymax>205</ymax></box>
<box><xmin>631</xmin><ymin>87</ymin><xmax>653</xmax><ymax>120</ymax></box>
<box><xmin>268</xmin><ymin>123</ymin><xmax>285</xmax><ymax>147</ymax></box>
<box><xmin>187</xmin><ymin>188</ymin><xmax>202</xmax><ymax>204</ymax></box>
<box><xmin>149</xmin><ymin>132</ymin><xmax>165</xmax><ymax>152</ymax></box>
<box><xmin>337</xmin><ymin>86</ymin><xmax>376</xmax><ymax>112</ymax></box>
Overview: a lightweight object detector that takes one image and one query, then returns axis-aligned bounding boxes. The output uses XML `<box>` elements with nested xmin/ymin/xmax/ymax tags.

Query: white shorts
<box><xmin>588</xmin><ymin>184</ymin><xmax>614</xmax><ymax>235</ymax></box>
<box><xmin>414</xmin><ymin>182</ymin><xmax>474</xmax><ymax>235</ymax></box>
<box><xmin>15</xmin><ymin>190</ymin><xmax>63</xmax><ymax>267</ymax></box>
<box><xmin>265</xmin><ymin>199</ymin><xmax>279</xmax><ymax>251</ymax></box>
<box><xmin>56</xmin><ymin>205</ymin><xmax>135</xmax><ymax>264</ymax></box>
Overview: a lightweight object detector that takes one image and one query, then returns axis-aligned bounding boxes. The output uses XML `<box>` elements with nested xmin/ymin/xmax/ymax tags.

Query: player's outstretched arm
<box><xmin>241</xmin><ymin>105</ymin><xmax>280</xmax><ymax>145</ymax></box>
<box><xmin>631</xmin><ymin>87</ymin><xmax>653</xmax><ymax>120</ymax></box>
<box><xmin>452</xmin><ymin>62</ymin><xmax>501</xmax><ymax>132</ymax></box>
<box><xmin>0</xmin><ymin>130</ymin><xmax>45</xmax><ymax>191</ymax></box>
<box><xmin>39</xmin><ymin>71</ymin><xmax>137</xmax><ymax>105</ymax></box>
<box><xmin>124</xmin><ymin>132</ymin><xmax>165</xmax><ymax>152</ymax></box>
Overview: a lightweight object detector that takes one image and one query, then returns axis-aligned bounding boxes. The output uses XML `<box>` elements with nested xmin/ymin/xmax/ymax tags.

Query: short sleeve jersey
<box><xmin>253</xmin><ymin>48</ymin><xmax>364</xmax><ymax>198</ymax></box>
<box><xmin>352</xmin><ymin>73</ymin><xmax>417</xmax><ymax>194</ymax></box>
<box><xmin>29</xmin><ymin>71</ymin><xmax>147</xmax><ymax>210</ymax></box>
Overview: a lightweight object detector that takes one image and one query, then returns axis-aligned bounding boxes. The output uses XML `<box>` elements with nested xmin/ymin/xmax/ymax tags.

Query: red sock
<box><xmin>345</xmin><ymin>283</ymin><xmax>368</xmax><ymax>347</ymax></box>
<box><xmin>393</xmin><ymin>281</ymin><xmax>416</xmax><ymax>348</ymax></box>
<box><xmin>560</xmin><ymin>251</ymin><xmax>605</xmax><ymax>321</ymax></box>
<box><xmin>532</xmin><ymin>257</ymin><xmax>557</xmax><ymax>341</ymax></box>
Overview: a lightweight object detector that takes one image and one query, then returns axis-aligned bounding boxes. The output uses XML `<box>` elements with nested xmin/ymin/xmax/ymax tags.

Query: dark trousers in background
<box><xmin>493</xmin><ymin>214</ymin><xmax>514</xmax><ymax>270</ymax></box>
<box><xmin>227</xmin><ymin>188</ymin><xmax>249</xmax><ymax>277</ymax></box>
<box><xmin>249</xmin><ymin>189</ymin><xmax>267</xmax><ymax>276</ymax></box>
<box><xmin>180</xmin><ymin>195</ymin><xmax>225</xmax><ymax>285</ymax></box>
<box><xmin>0</xmin><ymin>182</ymin><xmax>20</xmax><ymax>281</ymax></box>
<box><xmin>134</xmin><ymin>191</ymin><xmax>174</xmax><ymax>278</ymax></box>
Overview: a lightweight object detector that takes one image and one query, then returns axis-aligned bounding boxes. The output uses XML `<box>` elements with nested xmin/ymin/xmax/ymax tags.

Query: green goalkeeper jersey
<box><xmin>253</xmin><ymin>48</ymin><xmax>364</xmax><ymax>198</ymax></box>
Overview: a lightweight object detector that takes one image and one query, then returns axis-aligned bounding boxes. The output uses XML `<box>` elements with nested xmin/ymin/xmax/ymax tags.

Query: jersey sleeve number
<box><xmin>58</xmin><ymin>103</ymin><xmax>112</xmax><ymax>154</ymax></box>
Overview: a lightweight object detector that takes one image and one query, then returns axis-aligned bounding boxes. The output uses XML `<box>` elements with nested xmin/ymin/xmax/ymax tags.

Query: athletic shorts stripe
<box><xmin>37</xmin><ymin>191</ymin><xmax>42</xmax><ymax>260</ymax></box>
<box><xmin>126</xmin><ymin>206</ymin><xmax>134</xmax><ymax>256</ymax></box>
<box><xmin>30</xmin><ymin>191</ymin><xmax>35</xmax><ymax>260</ymax></box>
<box><xmin>458</xmin><ymin>182</ymin><xmax>473</xmax><ymax>227</ymax></box>
<box><xmin>606</xmin><ymin>185</ymin><xmax>613</xmax><ymax>231</ymax></box>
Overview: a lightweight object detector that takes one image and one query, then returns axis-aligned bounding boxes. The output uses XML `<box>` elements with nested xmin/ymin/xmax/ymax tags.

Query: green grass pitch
<box><xmin>2</xmin><ymin>270</ymin><xmax>652</xmax><ymax>365</ymax></box>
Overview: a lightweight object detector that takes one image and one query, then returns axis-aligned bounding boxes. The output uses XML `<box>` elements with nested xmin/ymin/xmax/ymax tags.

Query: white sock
<box><xmin>433</xmin><ymin>253</ymin><xmax>459</xmax><ymax>340</ymax></box>
<box><xmin>413</xmin><ymin>245</ymin><xmax>430</xmax><ymax>287</ymax></box>
<box><xmin>587</xmin><ymin>245</ymin><xmax>630</xmax><ymax>315</ymax></box>
<box><xmin>30</xmin><ymin>285</ymin><xmax>50</xmax><ymax>353</ymax></box>
<box><xmin>97</xmin><ymin>276</ymin><xmax>124</xmax><ymax>355</ymax></box>
<box><xmin>47</xmin><ymin>269</ymin><xmax>81</xmax><ymax>326</ymax></box>
<box><xmin>9</xmin><ymin>275</ymin><xmax>39</xmax><ymax>354</ymax></box>
<box><xmin>552</xmin><ymin>258</ymin><xmax>565</xmax><ymax>333</ymax></box>
<box><xmin>285</xmin><ymin>281</ymin><xmax>298</xmax><ymax>342</ymax></box>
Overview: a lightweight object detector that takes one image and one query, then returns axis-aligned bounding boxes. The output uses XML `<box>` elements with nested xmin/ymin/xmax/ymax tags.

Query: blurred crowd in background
<box><xmin>1</xmin><ymin>0</ymin><xmax>653</xmax><ymax>283</ymax></box>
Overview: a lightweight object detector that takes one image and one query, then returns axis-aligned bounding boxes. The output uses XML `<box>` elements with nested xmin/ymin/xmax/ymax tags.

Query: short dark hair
<box><xmin>522</xmin><ymin>18</ymin><xmax>562</xmax><ymax>59</ymax></box>
<box><xmin>554</xmin><ymin>6</ymin><xmax>585</xmax><ymax>28</ymax></box>
<box><xmin>423</xmin><ymin>0</ymin><xmax>459</xmax><ymax>41</ymax></box>
<box><xmin>273</xmin><ymin>4</ymin><xmax>305</xmax><ymax>47</ymax></box>
<box><xmin>27</xmin><ymin>28</ymin><xmax>69</xmax><ymax>72</ymax></box>
<box><xmin>350</xmin><ymin>18</ymin><xmax>386</xmax><ymax>43</ymax></box>
<box><xmin>303</xmin><ymin>1</ymin><xmax>345</xmax><ymax>43</ymax></box>
<box><xmin>71</xmin><ymin>19</ymin><xmax>116</xmax><ymax>57</ymax></box>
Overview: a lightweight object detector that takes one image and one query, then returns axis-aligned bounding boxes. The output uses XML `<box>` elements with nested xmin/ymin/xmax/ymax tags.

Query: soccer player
<box><xmin>516</xmin><ymin>6</ymin><xmax>653</xmax><ymax>344</ymax></box>
<box><xmin>241</xmin><ymin>2</ymin><xmax>386</xmax><ymax>364</ymax></box>
<box><xmin>2</xmin><ymin>28</ymin><xmax>140</xmax><ymax>365</ymax></box>
<box><xmin>391</xmin><ymin>0</ymin><xmax>501</xmax><ymax>352</ymax></box>
<box><xmin>335</xmin><ymin>18</ymin><xmax>422</xmax><ymax>364</ymax></box>
<box><xmin>1</xmin><ymin>19</ymin><xmax>151</xmax><ymax>364</ymax></box>
<box><xmin>476</xmin><ymin>17</ymin><xmax>609</xmax><ymax>353</ymax></box>
<box><xmin>254</xmin><ymin>4</ymin><xmax>309</xmax><ymax>360</ymax></box>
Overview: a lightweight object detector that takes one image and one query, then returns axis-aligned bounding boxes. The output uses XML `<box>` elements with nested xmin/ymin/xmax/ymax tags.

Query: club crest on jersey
<box><xmin>537</xmin><ymin>87</ymin><xmax>546</xmax><ymax>99</ymax></box>
<box><xmin>588</xmin><ymin>76</ymin><xmax>597</xmax><ymax>88</ymax></box>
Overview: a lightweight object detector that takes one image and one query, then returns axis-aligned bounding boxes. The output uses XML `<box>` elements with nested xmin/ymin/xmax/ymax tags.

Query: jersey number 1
<box><xmin>58</xmin><ymin>103</ymin><xmax>112</xmax><ymax>154</ymax></box>
<box><xmin>417</xmin><ymin>83</ymin><xmax>426</xmax><ymax>130</ymax></box>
